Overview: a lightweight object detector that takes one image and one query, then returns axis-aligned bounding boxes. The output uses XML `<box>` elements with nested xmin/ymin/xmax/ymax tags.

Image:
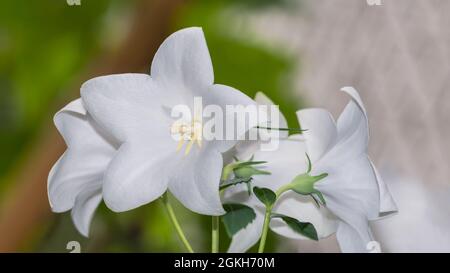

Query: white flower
<box><xmin>226</xmin><ymin>88</ymin><xmax>397</xmax><ymax>253</ymax></box>
<box><xmin>296</xmin><ymin>86</ymin><xmax>397</xmax><ymax>252</ymax></box>
<box><xmin>80</xmin><ymin>27</ymin><xmax>255</xmax><ymax>215</ymax></box>
<box><xmin>225</xmin><ymin>92</ymin><xmax>338</xmax><ymax>253</ymax></box>
<box><xmin>48</xmin><ymin>99</ymin><xmax>116</xmax><ymax>236</ymax></box>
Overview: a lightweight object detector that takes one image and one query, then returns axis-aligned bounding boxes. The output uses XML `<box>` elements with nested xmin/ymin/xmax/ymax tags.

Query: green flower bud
<box><xmin>289</xmin><ymin>173</ymin><xmax>328</xmax><ymax>195</ymax></box>
<box><xmin>234</xmin><ymin>165</ymin><xmax>270</xmax><ymax>179</ymax></box>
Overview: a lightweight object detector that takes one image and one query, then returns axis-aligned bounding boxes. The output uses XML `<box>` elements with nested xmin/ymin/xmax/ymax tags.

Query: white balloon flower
<box><xmin>225</xmin><ymin>92</ymin><xmax>336</xmax><ymax>253</ymax></box>
<box><xmin>297</xmin><ymin>87</ymin><xmax>397</xmax><ymax>252</ymax></box>
<box><xmin>80</xmin><ymin>27</ymin><xmax>256</xmax><ymax>215</ymax></box>
<box><xmin>226</xmin><ymin>87</ymin><xmax>397</xmax><ymax>253</ymax></box>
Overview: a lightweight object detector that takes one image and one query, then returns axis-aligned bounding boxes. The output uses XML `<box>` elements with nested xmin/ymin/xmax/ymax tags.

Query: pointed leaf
<box><xmin>253</xmin><ymin>187</ymin><xmax>276</xmax><ymax>207</ymax></box>
<box><xmin>271</xmin><ymin>213</ymin><xmax>318</xmax><ymax>241</ymax></box>
<box><xmin>221</xmin><ymin>203</ymin><xmax>257</xmax><ymax>237</ymax></box>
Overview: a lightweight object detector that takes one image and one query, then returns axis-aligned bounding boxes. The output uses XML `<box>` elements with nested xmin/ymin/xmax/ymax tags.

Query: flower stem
<box><xmin>162</xmin><ymin>193</ymin><xmax>194</xmax><ymax>253</ymax></box>
<box><xmin>212</xmin><ymin>216</ymin><xmax>220</xmax><ymax>253</ymax></box>
<box><xmin>258</xmin><ymin>205</ymin><xmax>273</xmax><ymax>253</ymax></box>
<box><xmin>257</xmin><ymin>185</ymin><xmax>291</xmax><ymax>253</ymax></box>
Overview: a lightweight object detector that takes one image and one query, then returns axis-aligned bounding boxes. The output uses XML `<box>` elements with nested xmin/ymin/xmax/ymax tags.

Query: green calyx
<box><xmin>289</xmin><ymin>173</ymin><xmax>328</xmax><ymax>195</ymax></box>
<box><xmin>221</xmin><ymin>156</ymin><xmax>269</xmax><ymax>181</ymax></box>
<box><xmin>278</xmin><ymin>153</ymin><xmax>328</xmax><ymax>205</ymax></box>
<box><xmin>220</xmin><ymin>156</ymin><xmax>270</xmax><ymax>194</ymax></box>
<box><xmin>233</xmin><ymin>164</ymin><xmax>271</xmax><ymax>179</ymax></box>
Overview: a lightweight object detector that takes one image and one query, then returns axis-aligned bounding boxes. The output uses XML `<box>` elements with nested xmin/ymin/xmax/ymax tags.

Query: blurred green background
<box><xmin>0</xmin><ymin>0</ymin><xmax>303</xmax><ymax>252</ymax></box>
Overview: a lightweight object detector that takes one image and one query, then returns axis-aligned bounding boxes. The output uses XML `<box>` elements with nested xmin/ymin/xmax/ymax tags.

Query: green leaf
<box><xmin>271</xmin><ymin>213</ymin><xmax>318</xmax><ymax>241</ymax></box>
<box><xmin>221</xmin><ymin>203</ymin><xmax>256</xmax><ymax>237</ymax></box>
<box><xmin>220</xmin><ymin>177</ymin><xmax>252</xmax><ymax>191</ymax></box>
<box><xmin>253</xmin><ymin>187</ymin><xmax>276</xmax><ymax>207</ymax></box>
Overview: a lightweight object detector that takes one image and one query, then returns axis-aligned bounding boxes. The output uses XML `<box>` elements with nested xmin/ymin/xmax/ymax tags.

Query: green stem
<box><xmin>162</xmin><ymin>193</ymin><xmax>194</xmax><ymax>253</ymax></box>
<box><xmin>257</xmin><ymin>185</ymin><xmax>292</xmax><ymax>253</ymax></box>
<box><xmin>258</xmin><ymin>205</ymin><xmax>273</xmax><ymax>253</ymax></box>
<box><xmin>212</xmin><ymin>216</ymin><xmax>220</xmax><ymax>253</ymax></box>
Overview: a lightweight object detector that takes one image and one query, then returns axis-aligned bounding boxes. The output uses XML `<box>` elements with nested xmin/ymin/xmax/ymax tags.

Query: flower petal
<box><xmin>336</xmin><ymin>221</ymin><xmax>373</xmax><ymax>253</ymax></box>
<box><xmin>315</xmin><ymin>155</ymin><xmax>380</xmax><ymax>221</ymax></box>
<box><xmin>332</xmin><ymin>86</ymin><xmax>369</xmax><ymax>159</ymax></box>
<box><xmin>250</xmin><ymin>136</ymin><xmax>338</xmax><ymax>239</ymax></box>
<box><xmin>270</xmin><ymin>191</ymin><xmax>338</xmax><ymax>239</ymax></box>
<box><xmin>151</xmin><ymin>27</ymin><xmax>214</xmax><ymax>90</ymax></box>
<box><xmin>369</xmin><ymin>160</ymin><xmax>398</xmax><ymax>218</ymax></box>
<box><xmin>203</xmin><ymin>84</ymin><xmax>258</xmax><ymax>153</ymax></box>
<box><xmin>315</xmin><ymin>155</ymin><xmax>380</xmax><ymax>252</ymax></box>
<box><xmin>71</xmin><ymin>184</ymin><xmax>102</xmax><ymax>237</ymax></box>
<box><xmin>228</xmin><ymin>209</ymin><xmax>265</xmax><ymax>253</ymax></box>
<box><xmin>223</xmin><ymin>183</ymin><xmax>265</xmax><ymax>252</ymax></box>
<box><xmin>234</xmin><ymin>92</ymin><xmax>288</xmax><ymax>159</ymax></box>
<box><xmin>102</xmin><ymin>141</ymin><xmax>172</xmax><ymax>212</ymax></box>
<box><xmin>48</xmin><ymin>99</ymin><xmax>115</xmax><ymax>212</ymax></box>
<box><xmin>80</xmin><ymin>73</ymin><xmax>172</xmax><ymax>143</ymax></box>
<box><xmin>168</xmin><ymin>146</ymin><xmax>225</xmax><ymax>215</ymax></box>
<box><xmin>251</xmin><ymin>136</ymin><xmax>308</xmax><ymax>190</ymax></box>
<box><xmin>296</xmin><ymin>108</ymin><xmax>337</xmax><ymax>162</ymax></box>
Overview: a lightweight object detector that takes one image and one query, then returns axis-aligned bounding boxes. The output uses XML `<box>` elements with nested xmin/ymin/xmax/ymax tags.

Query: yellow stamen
<box><xmin>176</xmin><ymin>137</ymin><xmax>185</xmax><ymax>152</ymax></box>
<box><xmin>171</xmin><ymin>118</ymin><xmax>203</xmax><ymax>156</ymax></box>
<box><xmin>184</xmin><ymin>138</ymin><xmax>195</xmax><ymax>155</ymax></box>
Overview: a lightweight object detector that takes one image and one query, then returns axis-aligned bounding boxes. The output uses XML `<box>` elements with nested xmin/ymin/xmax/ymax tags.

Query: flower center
<box><xmin>171</xmin><ymin>119</ymin><xmax>202</xmax><ymax>155</ymax></box>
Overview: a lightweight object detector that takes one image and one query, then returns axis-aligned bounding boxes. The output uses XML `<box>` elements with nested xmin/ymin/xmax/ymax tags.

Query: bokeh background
<box><xmin>0</xmin><ymin>0</ymin><xmax>449</xmax><ymax>252</ymax></box>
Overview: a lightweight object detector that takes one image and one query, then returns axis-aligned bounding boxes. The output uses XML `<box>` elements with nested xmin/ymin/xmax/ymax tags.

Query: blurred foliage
<box><xmin>0</xmin><ymin>0</ymin><xmax>121</xmax><ymax>187</ymax></box>
<box><xmin>0</xmin><ymin>0</ymin><xmax>302</xmax><ymax>253</ymax></box>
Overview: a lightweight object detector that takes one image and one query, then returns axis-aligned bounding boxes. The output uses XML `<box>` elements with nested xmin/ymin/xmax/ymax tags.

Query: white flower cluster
<box><xmin>48</xmin><ymin>27</ymin><xmax>397</xmax><ymax>253</ymax></box>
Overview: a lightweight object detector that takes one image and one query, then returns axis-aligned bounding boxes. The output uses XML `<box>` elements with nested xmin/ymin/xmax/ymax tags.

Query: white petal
<box><xmin>369</xmin><ymin>160</ymin><xmax>398</xmax><ymax>217</ymax></box>
<box><xmin>340</xmin><ymin>87</ymin><xmax>366</xmax><ymax>117</ymax></box>
<box><xmin>336</xmin><ymin>221</ymin><xmax>373</xmax><ymax>253</ymax></box>
<box><xmin>270</xmin><ymin>191</ymin><xmax>338</xmax><ymax>239</ymax></box>
<box><xmin>315</xmin><ymin>155</ymin><xmax>380</xmax><ymax>221</ymax></box>
<box><xmin>233</xmin><ymin>92</ymin><xmax>287</xmax><ymax>160</ymax></box>
<box><xmin>223</xmin><ymin>183</ymin><xmax>265</xmax><ymax>253</ymax></box>
<box><xmin>251</xmin><ymin>136</ymin><xmax>308</xmax><ymax>190</ymax></box>
<box><xmin>203</xmin><ymin>84</ymin><xmax>257</xmax><ymax>153</ymax></box>
<box><xmin>71</xmin><ymin>184</ymin><xmax>102</xmax><ymax>237</ymax></box>
<box><xmin>296</xmin><ymin>108</ymin><xmax>337</xmax><ymax>162</ymax></box>
<box><xmin>102</xmin><ymin>141</ymin><xmax>172</xmax><ymax>212</ymax></box>
<box><xmin>168</xmin><ymin>147</ymin><xmax>225</xmax><ymax>215</ymax></box>
<box><xmin>315</xmin><ymin>155</ymin><xmax>379</xmax><ymax>252</ymax></box>
<box><xmin>151</xmin><ymin>27</ymin><xmax>213</xmax><ymax>90</ymax></box>
<box><xmin>250</xmin><ymin>136</ymin><xmax>338</xmax><ymax>239</ymax></box>
<box><xmin>332</xmin><ymin>86</ymin><xmax>369</xmax><ymax>159</ymax></box>
<box><xmin>48</xmin><ymin>99</ymin><xmax>115</xmax><ymax>212</ymax></box>
<box><xmin>228</xmin><ymin>208</ymin><xmax>265</xmax><ymax>253</ymax></box>
<box><xmin>233</xmin><ymin>140</ymin><xmax>260</xmax><ymax>161</ymax></box>
<box><xmin>80</xmin><ymin>73</ymin><xmax>172</xmax><ymax>143</ymax></box>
